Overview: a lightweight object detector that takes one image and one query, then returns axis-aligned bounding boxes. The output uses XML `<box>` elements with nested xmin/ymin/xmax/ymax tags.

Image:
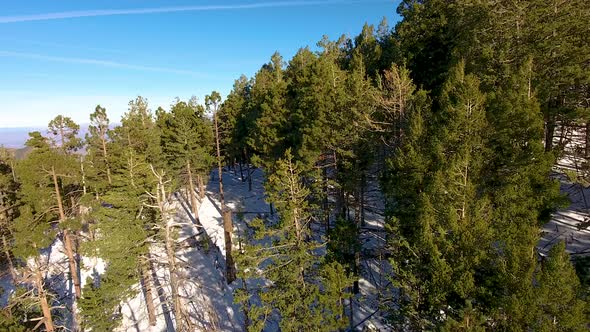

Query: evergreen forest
<box><xmin>0</xmin><ymin>1</ymin><xmax>589</xmax><ymax>331</ymax></box>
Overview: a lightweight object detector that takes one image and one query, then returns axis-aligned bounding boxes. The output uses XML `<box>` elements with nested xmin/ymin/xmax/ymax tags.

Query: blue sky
<box><xmin>0</xmin><ymin>0</ymin><xmax>399</xmax><ymax>127</ymax></box>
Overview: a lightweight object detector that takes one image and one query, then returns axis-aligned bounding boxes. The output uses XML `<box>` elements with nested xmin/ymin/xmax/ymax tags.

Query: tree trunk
<box><xmin>545</xmin><ymin>114</ymin><xmax>556</xmax><ymax>151</ymax></box>
<box><xmin>166</xmin><ymin>222</ymin><xmax>184</xmax><ymax>331</ymax></box>
<box><xmin>80</xmin><ymin>156</ymin><xmax>87</xmax><ymax>196</ymax></box>
<box><xmin>585</xmin><ymin>122</ymin><xmax>589</xmax><ymax>158</ymax></box>
<box><xmin>186</xmin><ymin>160</ymin><xmax>199</xmax><ymax>222</ymax></box>
<box><xmin>360</xmin><ymin>173</ymin><xmax>366</xmax><ymax>227</ymax></box>
<box><xmin>34</xmin><ymin>261</ymin><xmax>55</xmax><ymax>332</ymax></box>
<box><xmin>223</xmin><ymin>210</ymin><xmax>236</xmax><ymax>283</ymax></box>
<box><xmin>52</xmin><ymin>166</ymin><xmax>81</xmax><ymax>298</ymax></box>
<box><xmin>63</xmin><ymin>230</ymin><xmax>81</xmax><ymax>298</ymax></box>
<box><xmin>155</xmin><ymin>174</ymin><xmax>186</xmax><ymax>332</ymax></box>
<box><xmin>244</xmin><ymin>148</ymin><xmax>252</xmax><ymax>191</ymax></box>
<box><xmin>101</xmin><ymin>136</ymin><xmax>112</xmax><ymax>185</ymax></box>
<box><xmin>10</xmin><ymin>159</ymin><xmax>16</xmax><ymax>182</ymax></box>
<box><xmin>323</xmin><ymin>166</ymin><xmax>329</xmax><ymax>231</ymax></box>
<box><xmin>197</xmin><ymin>174</ymin><xmax>205</xmax><ymax>200</ymax></box>
<box><xmin>240</xmin><ymin>277</ymin><xmax>251</xmax><ymax>330</ymax></box>
<box><xmin>214</xmin><ymin>112</ymin><xmax>236</xmax><ymax>283</ymax></box>
<box><xmin>141</xmin><ymin>257</ymin><xmax>157</xmax><ymax>326</ymax></box>
<box><xmin>2</xmin><ymin>234</ymin><xmax>16</xmax><ymax>281</ymax></box>
<box><xmin>59</xmin><ymin>126</ymin><xmax>65</xmax><ymax>152</ymax></box>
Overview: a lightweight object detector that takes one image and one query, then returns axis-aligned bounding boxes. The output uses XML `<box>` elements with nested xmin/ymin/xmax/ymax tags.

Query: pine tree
<box><xmin>235</xmin><ymin>149</ymin><xmax>351</xmax><ymax>331</ymax></box>
<box><xmin>17</xmin><ymin>129</ymin><xmax>82</xmax><ymax>301</ymax></box>
<box><xmin>146</xmin><ymin>164</ymin><xmax>188</xmax><ymax>331</ymax></box>
<box><xmin>248</xmin><ymin>52</ymin><xmax>290</xmax><ymax>167</ymax></box>
<box><xmin>11</xmin><ymin>205</ymin><xmax>56</xmax><ymax>332</ymax></box>
<box><xmin>47</xmin><ymin>115</ymin><xmax>82</xmax><ymax>153</ymax></box>
<box><xmin>80</xmin><ymin>100</ymin><xmax>160</xmax><ymax>329</ymax></box>
<box><xmin>157</xmin><ymin>97</ymin><xmax>214</xmax><ymax>223</ymax></box>
<box><xmin>533</xmin><ymin>241</ymin><xmax>588</xmax><ymax>331</ymax></box>
<box><xmin>218</xmin><ymin>75</ymin><xmax>250</xmax><ymax>166</ymax></box>
<box><xmin>0</xmin><ymin>147</ymin><xmax>19</xmax><ymax>282</ymax></box>
<box><xmin>85</xmin><ymin>105</ymin><xmax>113</xmax><ymax>196</ymax></box>
<box><xmin>385</xmin><ymin>62</ymin><xmax>492</xmax><ymax>329</ymax></box>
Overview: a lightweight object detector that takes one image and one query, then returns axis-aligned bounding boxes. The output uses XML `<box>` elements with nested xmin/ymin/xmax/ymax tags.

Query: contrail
<box><xmin>0</xmin><ymin>51</ymin><xmax>208</xmax><ymax>77</ymax></box>
<box><xmin>0</xmin><ymin>0</ymin><xmax>370</xmax><ymax>24</ymax></box>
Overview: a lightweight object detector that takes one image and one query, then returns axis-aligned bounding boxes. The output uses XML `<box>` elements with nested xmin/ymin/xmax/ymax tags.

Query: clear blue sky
<box><xmin>0</xmin><ymin>0</ymin><xmax>399</xmax><ymax>127</ymax></box>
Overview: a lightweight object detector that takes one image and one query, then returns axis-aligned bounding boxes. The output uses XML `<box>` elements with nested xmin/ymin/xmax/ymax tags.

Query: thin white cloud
<box><xmin>0</xmin><ymin>50</ymin><xmax>209</xmax><ymax>77</ymax></box>
<box><xmin>0</xmin><ymin>0</ymin><xmax>366</xmax><ymax>24</ymax></box>
<box><xmin>0</xmin><ymin>37</ymin><xmax>127</xmax><ymax>54</ymax></box>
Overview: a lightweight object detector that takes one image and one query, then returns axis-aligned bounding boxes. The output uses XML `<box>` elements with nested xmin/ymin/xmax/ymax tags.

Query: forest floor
<box><xmin>538</xmin><ymin>172</ymin><xmax>590</xmax><ymax>257</ymax></box>
<box><xmin>539</xmin><ymin>127</ymin><xmax>590</xmax><ymax>257</ymax></box>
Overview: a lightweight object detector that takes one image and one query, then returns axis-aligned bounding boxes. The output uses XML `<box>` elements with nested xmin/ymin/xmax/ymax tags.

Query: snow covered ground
<box><xmin>0</xmin><ymin>166</ymin><xmax>394</xmax><ymax>331</ymax></box>
<box><xmin>10</xmin><ymin>150</ymin><xmax>588</xmax><ymax>331</ymax></box>
<box><xmin>539</xmin><ymin>125</ymin><xmax>590</xmax><ymax>257</ymax></box>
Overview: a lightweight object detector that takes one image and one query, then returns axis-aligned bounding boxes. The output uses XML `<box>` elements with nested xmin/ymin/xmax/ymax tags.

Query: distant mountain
<box><xmin>0</xmin><ymin>127</ymin><xmax>42</xmax><ymax>148</ymax></box>
<box><xmin>3</xmin><ymin>146</ymin><xmax>32</xmax><ymax>160</ymax></box>
<box><xmin>0</xmin><ymin>125</ymin><xmax>90</xmax><ymax>149</ymax></box>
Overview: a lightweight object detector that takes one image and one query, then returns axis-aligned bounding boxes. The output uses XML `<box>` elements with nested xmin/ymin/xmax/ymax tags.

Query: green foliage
<box><xmin>11</xmin><ymin>206</ymin><xmax>54</xmax><ymax>259</ymax></box>
<box><xmin>85</xmin><ymin>105</ymin><xmax>113</xmax><ymax>196</ymax></box>
<box><xmin>4</xmin><ymin>3</ymin><xmax>589</xmax><ymax>331</ymax></box>
<box><xmin>532</xmin><ymin>241</ymin><xmax>588</xmax><ymax>331</ymax></box>
<box><xmin>157</xmin><ymin>97</ymin><xmax>214</xmax><ymax>187</ymax></box>
<box><xmin>78</xmin><ymin>97</ymin><xmax>163</xmax><ymax>331</ymax></box>
<box><xmin>235</xmin><ymin>150</ymin><xmax>350</xmax><ymax>331</ymax></box>
<box><xmin>47</xmin><ymin>115</ymin><xmax>82</xmax><ymax>153</ymax></box>
<box><xmin>326</xmin><ymin>216</ymin><xmax>359</xmax><ymax>275</ymax></box>
<box><xmin>80</xmin><ymin>268</ymin><xmax>136</xmax><ymax>332</ymax></box>
<box><xmin>0</xmin><ymin>287</ymin><xmax>44</xmax><ymax>332</ymax></box>
<box><xmin>218</xmin><ymin>75</ymin><xmax>251</xmax><ymax>163</ymax></box>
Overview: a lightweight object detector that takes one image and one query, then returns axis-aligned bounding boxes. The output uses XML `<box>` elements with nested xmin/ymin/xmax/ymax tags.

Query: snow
<box><xmin>539</xmin><ymin>125</ymin><xmax>590</xmax><ymax>257</ymax></box>
<box><xmin>0</xmin><ymin>165</ymin><xmax>392</xmax><ymax>331</ymax></box>
<box><xmin>116</xmin><ymin>180</ymin><xmax>245</xmax><ymax>331</ymax></box>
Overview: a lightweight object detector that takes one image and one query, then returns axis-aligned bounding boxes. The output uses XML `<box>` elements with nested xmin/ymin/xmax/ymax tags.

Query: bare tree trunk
<box><xmin>245</xmin><ymin>149</ymin><xmax>253</xmax><ymax>192</ymax></box>
<box><xmin>223</xmin><ymin>210</ymin><xmax>236</xmax><ymax>283</ymax></box>
<box><xmin>186</xmin><ymin>160</ymin><xmax>199</xmax><ymax>221</ymax></box>
<box><xmin>80</xmin><ymin>156</ymin><xmax>87</xmax><ymax>196</ymax></box>
<box><xmin>2</xmin><ymin>234</ymin><xmax>16</xmax><ymax>281</ymax></box>
<box><xmin>101</xmin><ymin>136</ymin><xmax>112</xmax><ymax>185</ymax></box>
<box><xmin>34</xmin><ymin>260</ymin><xmax>55</xmax><ymax>332</ymax></box>
<box><xmin>323</xmin><ymin>166</ymin><xmax>329</xmax><ymax>231</ymax></box>
<box><xmin>214</xmin><ymin>112</ymin><xmax>236</xmax><ymax>283</ymax></box>
<box><xmin>52</xmin><ymin>167</ymin><xmax>81</xmax><ymax>298</ymax></box>
<box><xmin>545</xmin><ymin>114</ymin><xmax>556</xmax><ymax>151</ymax></box>
<box><xmin>10</xmin><ymin>159</ymin><xmax>16</xmax><ymax>182</ymax></box>
<box><xmin>214</xmin><ymin>114</ymin><xmax>226</xmax><ymax>207</ymax></box>
<box><xmin>287</xmin><ymin>158</ymin><xmax>302</xmax><ymax>242</ymax></box>
<box><xmin>585</xmin><ymin>122</ymin><xmax>589</xmax><ymax>158</ymax></box>
<box><xmin>152</xmin><ymin>166</ymin><xmax>186</xmax><ymax>331</ymax></box>
<box><xmin>197</xmin><ymin>174</ymin><xmax>205</xmax><ymax>200</ymax></box>
<box><xmin>360</xmin><ymin>174</ymin><xmax>366</xmax><ymax>227</ymax></box>
<box><xmin>141</xmin><ymin>257</ymin><xmax>157</xmax><ymax>326</ymax></box>
<box><xmin>163</xmin><ymin>199</ymin><xmax>185</xmax><ymax>331</ymax></box>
